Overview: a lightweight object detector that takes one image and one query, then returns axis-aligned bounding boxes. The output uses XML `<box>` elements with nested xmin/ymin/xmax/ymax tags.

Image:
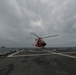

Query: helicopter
<box><xmin>31</xmin><ymin>33</ymin><xmax>59</xmax><ymax>49</ymax></box>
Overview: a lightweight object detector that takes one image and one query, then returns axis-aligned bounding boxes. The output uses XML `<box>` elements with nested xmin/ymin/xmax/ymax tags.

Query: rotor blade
<box><xmin>42</xmin><ymin>35</ymin><xmax>59</xmax><ymax>38</ymax></box>
<box><xmin>31</xmin><ymin>32</ymin><xmax>39</xmax><ymax>38</ymax></box>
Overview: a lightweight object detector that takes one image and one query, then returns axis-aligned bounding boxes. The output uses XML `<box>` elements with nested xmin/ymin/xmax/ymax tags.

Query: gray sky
<box><xmin>0</xmin><ymin>0</ymin><xmax>76</xmax><ymax>47</ymax></box>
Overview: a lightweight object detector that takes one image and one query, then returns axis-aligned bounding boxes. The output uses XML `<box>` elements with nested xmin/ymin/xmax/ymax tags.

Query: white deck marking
<box><xmin>47</xmin><ymin>51</ymin><xmax>76</xmax><ymax>59</ymax></box>
<box><xmin>61</xmin><ymin>52</ymin><xmax>76</xmax><ymax>53</ymax></box>
<box><xmin>11</xmin><ymin>53</ymin><xmax>51</xmax><ymax>57</ymax></box>
<box><xmin>7</xmin><ymin>50</ymin><xmax>76</xmax><ymax>59</ymax></box>
<box><xmin>7</xmin><ymin>50</ymin><xmax>24</xmax><ymax>57</ymax></box>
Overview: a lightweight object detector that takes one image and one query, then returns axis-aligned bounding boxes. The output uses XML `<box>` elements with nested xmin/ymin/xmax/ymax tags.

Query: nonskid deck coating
<box><xmin>0</xmin><ymin>49</ymin><xmax>76</xmax><ymax>75</ymax></box>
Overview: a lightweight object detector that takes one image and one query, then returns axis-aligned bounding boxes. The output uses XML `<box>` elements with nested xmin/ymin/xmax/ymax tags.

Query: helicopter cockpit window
<box><xmin>41</xmin><ymin>40</ymin><xmax>45</xmax><ymax>43</ymax></box>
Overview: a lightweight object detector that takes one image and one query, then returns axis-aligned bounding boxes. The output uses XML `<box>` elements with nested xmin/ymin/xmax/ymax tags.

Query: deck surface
<box><xmin>0</xmin><ymin>49</ymin><xmax>76</xmax><ymax>75</ymax></box>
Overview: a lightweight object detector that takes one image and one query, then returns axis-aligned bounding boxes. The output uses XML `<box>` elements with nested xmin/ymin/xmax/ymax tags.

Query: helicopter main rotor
<box><xmin>31</xmin><ymin>32</ymin><xmax>59</xmax><ymax>38</ymax></box>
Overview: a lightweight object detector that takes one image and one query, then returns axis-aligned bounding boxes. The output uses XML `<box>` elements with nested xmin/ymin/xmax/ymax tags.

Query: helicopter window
<box><xmin>41</xmin><ymin>40</ymin><xmax>45</xmax><ymax>43</ymax></box>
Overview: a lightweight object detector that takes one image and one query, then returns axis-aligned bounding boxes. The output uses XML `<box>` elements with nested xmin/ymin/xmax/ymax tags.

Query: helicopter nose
<box><xmin>42</xmin><ymin>42</ymin><xmax>46</xmax><ymax>46</ymax></box>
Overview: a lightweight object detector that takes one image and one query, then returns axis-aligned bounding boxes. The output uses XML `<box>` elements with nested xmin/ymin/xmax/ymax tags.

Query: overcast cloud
<box><xmin>0</xmin><ymin>0</ymin><xmax>76</xmax><ymax>47</ymax></box>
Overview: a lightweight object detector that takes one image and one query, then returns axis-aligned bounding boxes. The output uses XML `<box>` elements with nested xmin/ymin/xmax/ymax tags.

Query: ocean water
<box><xmin>0</xmin><ymin>48</ymin><xmax>22</xmax><ymax>54</ymax></box>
